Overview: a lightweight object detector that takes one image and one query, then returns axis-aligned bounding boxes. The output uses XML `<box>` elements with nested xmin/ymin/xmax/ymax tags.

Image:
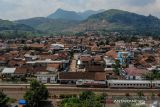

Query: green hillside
<box><xmin>16</xmin><ymin>17</ymin><xmax>79</xmax><ymax>33</ymax></box>
<box><xmin>68</xmin><ymin>9</ymin><xmax>160</xmax><ymax>35</ymax></box>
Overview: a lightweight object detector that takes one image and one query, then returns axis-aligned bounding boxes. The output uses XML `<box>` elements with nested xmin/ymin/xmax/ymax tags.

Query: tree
<box><xmin>24</xmin><ymin>80</ymin><xmax>49</xmax><ymax>107</ymax></box>
<box><xmin>0</xmin><ymin>91</ymin><xmax>9</xmax><ymax>106</ymax></box>
<box><xmin>144</xmin><ymin>69</ymin><xmax>160</xmax><ymax>80</ymax></box>
<box><xmin>120</xmin><ymin>102</ymin><xmax>132</xmax><ymax>107</ymax></box>
<box><xmin>112</xmin><ymin>60</ymin><xmax>121</xmax><ymax>75</ymax></box>
<box><xmin>61</xmin><ymin>97</ymin><xmax>80</xmax><ymax>107</ymax></box>
<box><xmin>79</xmin><ymin>91</ymin><xmax>95</xmax><ymax>100</ymax></box>
<box><xmin>60</xmin><ymin>91</ymin><xmax>103</xmax><ymax>107</ymax></box>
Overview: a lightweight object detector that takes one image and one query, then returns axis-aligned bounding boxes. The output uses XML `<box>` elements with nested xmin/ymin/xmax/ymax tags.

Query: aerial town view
<box><xmin>1</xmin><ymin>0</ymin><xmax>160</xmax><ymax>107</ymax></box>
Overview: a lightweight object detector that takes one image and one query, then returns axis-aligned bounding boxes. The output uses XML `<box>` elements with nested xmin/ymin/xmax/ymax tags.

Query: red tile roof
<box><xmin>80</xmin><ymin>56</ymin><xmax>92</xmax><ymax>62</ymax></box>
<box><xmin>27</xmin><ymin>44</ymin><xmax>45</xmax><ymax>48</ymax></box>
<box><xmin>106</xmin><ymin>50</ymin><xmax>117</xmax><ymax>59</ymax></box>
<box><xmin>94</xmin><ymin>55</ymin><xmax>102</xmax><ymax>62</ymax></box>
<box><xmin>15</xmin><ymin>67</ymin><xmax>27</xmax><ymax>74</ymax></box>
<box><xmin>8</xmin><ymin>60</ymin><xmax>25</xmax><ymax>67</ymax></box>
<box><xmin>39</xmin><ymin>55</ymin><xmax>59</xmax><ymax>60</ymax></box>
<box><xmin>32</xmin><ymin>66</ymin><xmax>47</xmax><ymax>73</ymax></box>
<box><xmin>124</xmin><ymin>67</ymin><xmax>148</xmax><ymax>76</ymax></box>
<box><xmin>47</xmin><ymin>63</ymin><xmax>60</xmax><ymax>69</ymax></box>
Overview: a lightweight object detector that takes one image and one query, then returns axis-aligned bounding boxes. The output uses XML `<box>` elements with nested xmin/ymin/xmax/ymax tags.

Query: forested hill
<box><xmin>68</xmin><ymin>9</ymin><xmax>160</xmax><ymax>35</ymax></box>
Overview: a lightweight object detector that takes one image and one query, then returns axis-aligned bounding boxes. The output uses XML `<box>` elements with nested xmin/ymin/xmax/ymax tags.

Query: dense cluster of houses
<box><xmin>0</xmin><ymin>35</ymin><xmax>160</xmax><ymax>84</ymax></box>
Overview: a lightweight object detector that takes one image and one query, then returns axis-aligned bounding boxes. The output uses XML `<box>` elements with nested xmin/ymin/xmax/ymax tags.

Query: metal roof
<box><xmin>2</xmin><ymin>68</ymin><xmax>16</xmax><ymax>74</ymax></box>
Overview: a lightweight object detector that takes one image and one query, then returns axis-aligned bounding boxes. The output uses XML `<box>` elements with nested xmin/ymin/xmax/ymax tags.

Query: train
<box><xmin>2</xmin><ymin>80</ymin><xmax>160</xmax><ymax>89</ymax></box>
<box><xmin>76</xmin><ymin>79</ymin><xmax>160</xmax><ymax>89</ymax></box>
<box><xmin>76</xmin><ymin>79</ymin><xmax>106</xmax><ymax>88</ymax></box>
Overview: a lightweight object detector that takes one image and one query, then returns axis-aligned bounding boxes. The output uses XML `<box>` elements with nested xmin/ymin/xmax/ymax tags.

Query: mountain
<box><xmin>0</xmin><ymin>19</ymin><xmax>40</xmax><ymax>38</ymax></box>
<box><xmin>47</xmin><ymin>9</ymin><xmax>83</xmax><ymax>21</ymax></box>
<box><xmin>0</xmin><ymin>19</ymin><xmax>35</xmax><ymax>32</ymax></box>
<box><xmin>47</xmin><ymin>8</ymin><xmax>105</xmax><ymax>21</ymax></box>
<box><xmin>16</xmin><ymin>17</ymin><xmax>79</xmax><ymax>33</ymax></box>
<box><xmin>68</xmin><ymin>9</ymin><xmax>160</xmax><ymax>35</ymax></box>
<box><xmin>16</xmin><ymin>9</ymin><xmax>105</xmax><ymax>34</ymax></box>
<box><xmin>13</xmin><ymin>9</ymin><xmax>160</xmax><ymax>36</ymax></box>
<box><xmin>79</xmin><ymin>9</ymin><xmax>105</xmax><ymax>20</ymax></box>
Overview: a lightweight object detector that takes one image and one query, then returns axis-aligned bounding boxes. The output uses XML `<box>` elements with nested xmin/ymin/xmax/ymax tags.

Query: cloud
<box><xmin>0</xmin><ymin>0</ymin><xmax>19</xmax><ymax>12</ymax></box>
<box><xmin>0</xmin><ymin>0</ymin><xmax>159</xmax><ymax>20</ymax></box>
<box><xmin>121</xmin><ymin>0</ymin><xmax>156</xmax><ymax>6</ymax></box>
<box><xmin>0</xmin><ymin>0</ymin><xmax>64</xmax><ymax>20</ymax></box>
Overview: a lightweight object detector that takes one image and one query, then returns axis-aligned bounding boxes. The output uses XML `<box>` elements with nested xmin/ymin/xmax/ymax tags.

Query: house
<box><xmin>7</xmin><ymin>44</ymin><xmax>18</xmax><ymax>50</ymax></box>
<box><xmin>50</xmin><ymin>43</ymin><xmax>64</xmax><ymax>50</ymax></box>
<box><xmin>86</xmin><ymin>66</ymin><xmax>104</xmax><ymax>72</ymax></box>
<box><xmin>47</xmin><ymin>63</ymin><xmax>60</xmax><ymax>73</ymax></box>
<box><xmin>105</xmin><ymin>70</ymin><xmax>117</xmax><ymax>79</ymax></box>
<box><xmin>0</xmin><ymin>56</ymin><xmax>7</xmax><ymax>66</ymax></box>
<box><xmin>24</xmin><ymin>54</ymin><xmax>38</xmax><ymax>61</ymax></box>
<box><xmin>122</xmin><ymin>65</ymin><xmax>149</xmax><ymax>80</ymax></box>
<box><xmin>78</xmin><ymin>55</ymin><xmax>92</xmax><ymax>69</ymax></box>
<box><xmin>32</xmin><ymin>66</ymin><xmax>48</xmax><ymax>74</ymax></box>
<box><xmin>117</xmin><ymin>51</ymin><xmax>131</xmax><ymax>67</ymax></box>
<box><xmin>58</xmin><ymin>72</ymin><xmax>106</xmax><ymax>83</ymax></box>
<box><xmin>105</xmin><ymin>49</ymin><xmax>118</xmax><ymax>59</ymax></box>
<box><xmin>37</xmin><ymin>73</ymin><xmax>57</xmax><ymax>83</ymax></box>
<box><xmin>91</xmin><ymin>45</ymin><xmax>99</xmax><ymax>53</ymax></box>
<box><xmin>99</xmin><ymin>45</ymin><xmax>111</xmax><ymax>53</ymax></box>
<box><xmin>8</xmin><ymin>59</ymin><xmax>26</xmax><ymax>67</ymax></box>
<box><xmin>93</xmin><ymin>55</ymin><xmax>103</xmax><ymax>63</ymax></box>
<box><xmin>14</xmin><ymin>67</ymin><xmax>27</xmax><ymax>76</ymax></box>
<box><xmin>104</xmin><ymin>56</ymin><xmax>115</xmax><ymax>71</ymax></box>
<box><xmin>115</xmin><ymin>41</ymin><xmax>125</xmax><ymax>48</ymax></box>
<box><xmin>1</xmin><ymin>68</ymin><xmax>16</xmax><ymax>77</ymax></box>
<box><xmin>26</xmin><ymin>44</ymin><xmax>45</xmax><ymax>50</ymax></box>
<box><xmin>39</xmin><ymin>54</ymin><xmax>59</xmax><ymax>60</ymax></box>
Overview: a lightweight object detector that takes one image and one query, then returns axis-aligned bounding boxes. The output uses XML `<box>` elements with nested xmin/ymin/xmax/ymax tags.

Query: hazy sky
<box><xmin>0</xmin><ymin>0</ymin><xmax>160</xmax><ymax>20</ymax></box>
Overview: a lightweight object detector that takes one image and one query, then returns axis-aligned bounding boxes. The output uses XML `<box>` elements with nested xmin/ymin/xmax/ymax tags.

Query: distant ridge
<box><xmin>67</xmin><ymin>9</ymin><xmax>160</xmax><ymax>35</ymax></box>
<box><xmin>15</xmin><ymin>17</ymin><xmax>80</xmax><ymax>33</ymax></box>
<box><xmin>47</xmin><ymin>8</ymin><xmax>105</xmax><ymax>21</ymax></box>
<box><xmin>47</xmin><ymin>9</ymin><xmax>82</xmax><ymax>21</ymax></box>
<box><xmin>0</xmin><ymin>19</ymin><xmax>35</xmax><ymax>32</ymax></box>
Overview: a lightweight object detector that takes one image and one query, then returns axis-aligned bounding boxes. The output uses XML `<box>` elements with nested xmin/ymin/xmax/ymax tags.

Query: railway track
<box><xmin>1</xmin><ymin>84</ymin><xmax>160</xmax><ymax>100</ymax></box>
<box><xmin>1</xmin><ymin>84</ymin><xmax>160</xmax><ymax>92</ymax></box>
<box><xmin>0</xmin><ymin>83</ymin><xmax>76</xmax><ymax>87</ymax></box>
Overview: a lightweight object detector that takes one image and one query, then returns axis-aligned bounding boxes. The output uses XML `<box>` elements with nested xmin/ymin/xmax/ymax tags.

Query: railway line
<box><xmin>1</xmin><ymin>84</ymin><xmax>160</xmax><ymax>95</ymax></box>
<box><xmin>1</xmin><ymin>83</ymin><xmax>160</xmax><ymax>90</ymax></box>
<box><xmin>0</xmin><ymin>83</ymin><xmax>76</xmax><ymax>88</ymax></box>
<box><xmin>0</xmin><ymin>83</ymin><xmax>160</xmax><ymax>101</ymax></box>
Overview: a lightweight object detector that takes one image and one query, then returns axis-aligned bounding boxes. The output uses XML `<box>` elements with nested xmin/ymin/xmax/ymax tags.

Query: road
<box><xmin>69</xmin><ymin>53</ymin><xmax>78</xmax><ymax>72</ymax></box>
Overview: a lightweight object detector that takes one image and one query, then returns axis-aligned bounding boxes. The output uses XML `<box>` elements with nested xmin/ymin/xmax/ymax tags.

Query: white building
<box><xmin>37</xmin><ymin>73</ymin><xmax>57</xmax><ymax>83</ymax></box>
<box><xmin>104</xmin><ymin>56</ymin><xmax>115</xmax><ymax>71</ymax></box>
<box><xmin>50</xmin><ymin>44</ymin><xmax>64</xmax><ymax>50</ymax></box>
<box><xmin>1</xmin><ymin>68</ymin><xmax>16</xmax><ymax>75</ymax></box>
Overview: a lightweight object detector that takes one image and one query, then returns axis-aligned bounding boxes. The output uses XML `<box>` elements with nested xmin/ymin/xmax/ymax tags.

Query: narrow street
<box><xmin>69</xmin><ymin>54</ymin><xmax>78</xmax><ymax>72</ymax></box>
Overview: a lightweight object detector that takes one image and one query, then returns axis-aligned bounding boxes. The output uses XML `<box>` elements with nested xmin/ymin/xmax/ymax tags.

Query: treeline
<box><xmin>0</xmin><ymin>30</ymin><xmax>40</xmax><ymax>39</ymax></box>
